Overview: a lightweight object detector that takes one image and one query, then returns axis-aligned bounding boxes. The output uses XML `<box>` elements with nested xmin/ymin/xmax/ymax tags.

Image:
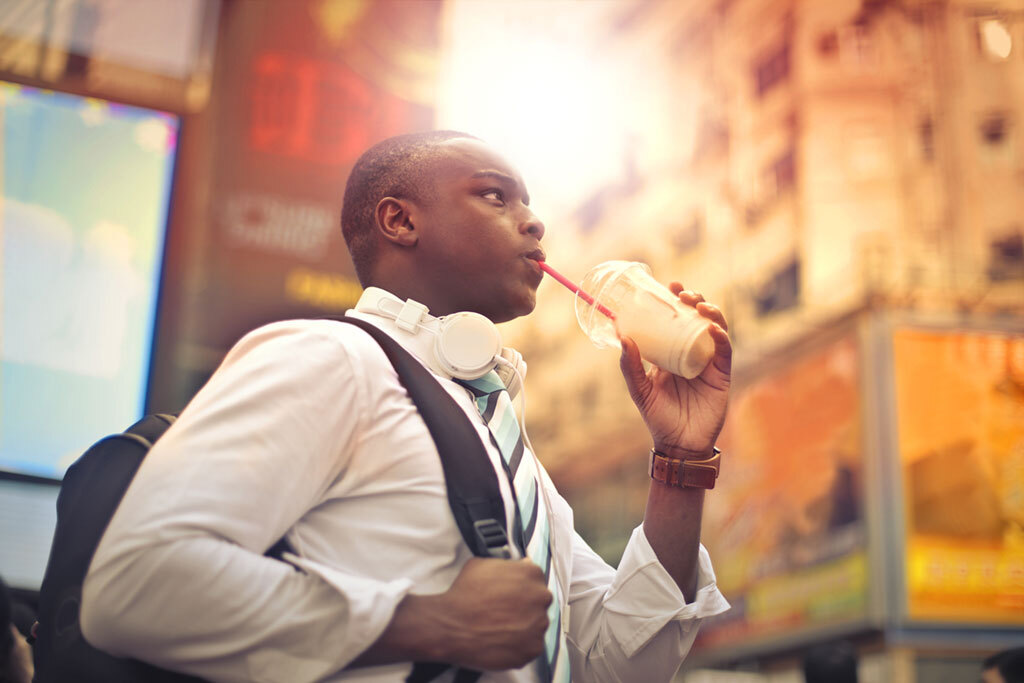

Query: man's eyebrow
<box><xmin>470</xmin><ymin>170</ymin><xmax>530</xmax><ymax>205</ymax></box>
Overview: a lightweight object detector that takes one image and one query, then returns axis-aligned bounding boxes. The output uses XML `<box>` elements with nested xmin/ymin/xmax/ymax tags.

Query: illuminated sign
<box><xmin>894</xmin><ymin>329</ymin><xmax>1024</xmax><ymax>623</ymax></box>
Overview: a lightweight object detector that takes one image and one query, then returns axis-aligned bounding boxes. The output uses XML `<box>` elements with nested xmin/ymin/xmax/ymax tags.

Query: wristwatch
<box><xmin>648</xmin><ymin>447</ymin><xmax>721</xmax><ymax>489</ymax></box>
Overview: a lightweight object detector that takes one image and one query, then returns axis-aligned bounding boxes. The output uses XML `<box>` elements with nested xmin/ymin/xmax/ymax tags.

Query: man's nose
<box><xmin>520</xmin><ymin>210</ymin><xmax>545</xmax><ymax>241</ymax></box>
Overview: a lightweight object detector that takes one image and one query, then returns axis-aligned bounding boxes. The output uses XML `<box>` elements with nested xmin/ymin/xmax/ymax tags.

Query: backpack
<box><xmin>33</xmin><ymin>316</ymin><xmax>511</xmax><ymax>683</ymax></box>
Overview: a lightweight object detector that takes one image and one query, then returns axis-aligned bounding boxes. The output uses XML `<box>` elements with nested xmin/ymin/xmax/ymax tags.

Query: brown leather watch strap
<box><xmin>648</xmin><ymin>447</ymin><xmax>721</xmax><ymax>489</ymax></box>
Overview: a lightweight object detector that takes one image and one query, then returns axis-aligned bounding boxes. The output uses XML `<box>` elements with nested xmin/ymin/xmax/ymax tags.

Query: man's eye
<box><xmin>481</xmin><ymin>189</ymin><xmax>505</xmax><ymax>203</ymax></box>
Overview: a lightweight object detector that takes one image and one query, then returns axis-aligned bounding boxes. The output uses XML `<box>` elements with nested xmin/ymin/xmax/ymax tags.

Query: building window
<box><xmin>816</xmin><ymin>30</ymin><xmax>839</xmax><ymax>59</ymax></box>
<box><xmin>976</xmin><ymin>18</ymin><xmax>1013</xmax><ymax>61</ymax></box>
<box><xmin>754</xmin><ymin>42</ymin><xmax>791</xmax><ymax>97</ymax></box>
<box><xmin>839</xmin><ymin>24</ymin><xmax>876</xmax><ymax>67</ymax></box>
<box><xmin>987</xmin><ymin>231</ymin><xmax>1024</xmax><ymax>282</ymax></box>
<box><xmin>771</xmin><ymin>149</ymin><xmax>796</xmax><ymax>194</ymax></box>
<box><xmin>920</xmin><ymin>117</ymin><xmax>934</xmax><ymax>162</ymax></box>
<box><xmin>977</xmin><ymin>113</ymin><xmax>1015</xmax><ymax>165</ymax></box>
<box><xmin>754</xmin><ymin>259</ymin><xmax>801</xmax><ymax>317</ymax></box>
<box><xmin>745</xmin><ymin>147</ymin><xmax>798</xmax><ymax>227</ymax></box>
<box><xmin>979</xmin><ymin>114</ymin><xmax>1008</xmax><ymax>146</ymax></box>
<box><xmin>761</xmin><ymin>148</ymin><xmax>796</xmax><ymax>201</ymax></box>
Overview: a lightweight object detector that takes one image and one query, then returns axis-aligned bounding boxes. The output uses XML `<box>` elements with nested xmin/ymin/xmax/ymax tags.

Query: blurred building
<box><xmin>494</xmin><ymin>0</ymin><xmax>1024</xmax><ymax>680</ymax></box>
<box><xmin>514</xmin><ymin>0</ymin><xmax>1024</xmax><ymax>384</ymax></box>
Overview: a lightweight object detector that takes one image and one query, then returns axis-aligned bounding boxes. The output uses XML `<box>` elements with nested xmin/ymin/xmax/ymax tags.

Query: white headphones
<box><xmin>356</xmin><ymin>287</ymin><xmax>533</xmax><ymax>451</ymax></box>
<box><xmin>355</xmin><ymin>287</ymin><xmax>505</xmax><ymax>381</ymax></box>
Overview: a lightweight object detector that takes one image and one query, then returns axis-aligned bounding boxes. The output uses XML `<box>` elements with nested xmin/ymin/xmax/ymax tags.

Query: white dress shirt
<box><xmin>81</xmin><ymin>289</ymin><xmax>729</xmax><ymax>683</ymax></box>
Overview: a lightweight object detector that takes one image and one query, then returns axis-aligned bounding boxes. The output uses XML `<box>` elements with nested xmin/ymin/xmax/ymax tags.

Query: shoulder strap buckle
<box><xmin>473</xmin><ymin>519</ymin><xmax>511</xmax><ymax>559</ymax></box>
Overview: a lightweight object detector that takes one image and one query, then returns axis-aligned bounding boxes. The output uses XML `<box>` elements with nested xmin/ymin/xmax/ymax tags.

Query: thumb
<box><xmin>618</xmin><ymin>336</ymin><xmax>651</xmax><ymax>403</ymax></box>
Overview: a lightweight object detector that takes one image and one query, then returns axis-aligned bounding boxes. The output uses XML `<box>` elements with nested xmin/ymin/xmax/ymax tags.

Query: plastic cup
<box><xmin>573</xmin><ymin>260</ymin><xmax>715</xmax><ymax>379</ymax></box>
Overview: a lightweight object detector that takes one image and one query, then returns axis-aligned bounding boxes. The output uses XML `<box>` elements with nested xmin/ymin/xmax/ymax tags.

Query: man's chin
<box><xmin>489</xmin><ymin>290</ymin><xmax>537</xmax><ymax>324</ymax></box>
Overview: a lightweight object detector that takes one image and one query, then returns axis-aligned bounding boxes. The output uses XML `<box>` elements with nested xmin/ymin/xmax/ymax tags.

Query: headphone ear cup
<box><xmin>434</xmin><ymin>312</ymin><xmax>503</xmax><ymax>380</ymax></box>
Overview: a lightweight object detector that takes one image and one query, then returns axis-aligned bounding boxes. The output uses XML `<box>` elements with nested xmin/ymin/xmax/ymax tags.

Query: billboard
<box><xmin>0</xmin><ymin>82</ymin><xmax>178</xmax><ymax>478</ymax></box>
<box><xmin>195</xmin><ymin>0</ymin><xmax>439</xmax><ymax>350</ymax></box>
<box><xmin>696</xmin><ymin>332</ymin><xmax>868</xmax><ymax>651</ymax></box>
<box><xmin>893</xmin><ymin>328</ymin><xmax>1024</xmax><ymax>624</ymax></box>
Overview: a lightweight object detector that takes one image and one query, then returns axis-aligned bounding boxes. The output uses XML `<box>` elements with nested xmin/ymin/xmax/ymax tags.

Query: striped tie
<box><xmin>456</xmin><ymin>371</ymin><xmax>571</xmax><ymax>683</ymax></box>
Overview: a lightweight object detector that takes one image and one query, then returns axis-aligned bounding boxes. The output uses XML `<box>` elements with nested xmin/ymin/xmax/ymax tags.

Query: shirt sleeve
<box><xmin>80</xmin><ymin>321</ymin><xmax>412</xmax><ymax>683</ymax></box>
<box><xmin>564</xmin><ymin>517</ymin><xmax>730</xmax><ymax>683</ymax></box>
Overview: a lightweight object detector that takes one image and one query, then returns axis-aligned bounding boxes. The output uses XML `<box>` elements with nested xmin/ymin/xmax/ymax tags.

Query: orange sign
<box><xmin>893</xmin><ymin>328</ymin><xmax>1024</xmax><ymax>623</ymax></box>
<box><xmin>697</xmin><ymin>333</ymin><xmax>868</xmax><ymax>649</ymax></box>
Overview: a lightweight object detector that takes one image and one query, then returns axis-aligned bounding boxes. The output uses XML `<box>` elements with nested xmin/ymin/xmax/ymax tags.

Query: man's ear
<box><xmin>375</xmin><ymin>197</ymin><xmax>418</xmax><ymax>247</ymax></box>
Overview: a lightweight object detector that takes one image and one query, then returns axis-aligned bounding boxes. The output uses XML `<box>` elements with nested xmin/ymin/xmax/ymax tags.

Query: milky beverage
<box><xmin>573</xmin><ymin>261</ymin><xmax>715</xmax><ymax>379</ymax></box>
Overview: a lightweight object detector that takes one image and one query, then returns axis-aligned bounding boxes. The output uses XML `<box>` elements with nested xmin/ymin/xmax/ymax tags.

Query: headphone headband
<box><xmin>355</xmin><ymin>288</ymin><xmax>502</xmax><ymax>380</ymax></box>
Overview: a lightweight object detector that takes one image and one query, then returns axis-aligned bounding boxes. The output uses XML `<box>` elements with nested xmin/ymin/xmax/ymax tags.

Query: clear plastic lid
<box><xmin>573</xmin><ymin>260</ymin><xmax>645</xmax><ymax>350</ymax></box>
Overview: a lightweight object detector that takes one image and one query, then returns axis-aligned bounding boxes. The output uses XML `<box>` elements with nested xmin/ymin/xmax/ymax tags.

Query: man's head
<box><xmin>341</xmin><ymin>130</ymin><xmax>474</xmax><ymax>285</ymax></box>
<box><xmin>983</xmin><ymin>646</ymin><xmax>1024</xmax><ymax>683</ymax></box>
<box><xmin>341</xmin><ymin>131</ymin><xmax>546</xmax><ymax>323</ymax></box>
<box><xmin>803</xmin><ymin>641</ymin><xmax>857</xmax><ymax>683</ymax></box>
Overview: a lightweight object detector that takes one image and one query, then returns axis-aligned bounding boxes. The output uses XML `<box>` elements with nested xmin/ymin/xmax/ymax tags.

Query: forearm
<box><xmin>82</xmin><ymin>536</ymin><xmax>405</xmax><ymax>682</ymax></box>
<box><xmin>643</xmin><ymin>481</ymin><xmax>705</xmax><ymax>602</ymax></box>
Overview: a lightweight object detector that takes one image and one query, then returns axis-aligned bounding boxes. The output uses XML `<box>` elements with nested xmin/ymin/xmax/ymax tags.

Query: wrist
<box><xmin>651</xmin><ymin>442</ymin><xmax>715</xmax><ymax>460</ymax></box>
<box><xmin>350</xmin><ymin>593</ymin><xmax>451</xmax><ymax>668</ymax></box>
<box><xmin>397</xmin><ymin>593</ymin><xmax>453</xmax><ymax>662</ymax></box>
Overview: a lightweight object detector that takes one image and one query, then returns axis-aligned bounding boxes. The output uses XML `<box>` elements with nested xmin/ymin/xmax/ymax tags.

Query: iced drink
<box><xmin>574</xmin><ymin>261</ymin><xmax>714</xmax><ymax>379</ymax></box>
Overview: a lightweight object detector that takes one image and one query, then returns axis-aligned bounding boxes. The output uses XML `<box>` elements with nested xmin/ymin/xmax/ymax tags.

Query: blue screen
<box><xmin>1</xmin><ymin>83</ymin><xmax>179</xmax><ymax>479</ymax></box>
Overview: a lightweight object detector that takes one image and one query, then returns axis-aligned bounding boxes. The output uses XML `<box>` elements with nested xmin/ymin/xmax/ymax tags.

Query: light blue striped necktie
<box><xmin>455</xmin><ymin>370</ymin><xmax>571</xmax><ymax>683</ymax></box>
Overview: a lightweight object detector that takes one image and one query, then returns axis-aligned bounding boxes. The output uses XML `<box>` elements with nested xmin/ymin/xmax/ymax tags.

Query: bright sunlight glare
<box><xmin>436</xmin><ymin>1</ymin><xmax>637</xmax><ymax>217</ymax></box>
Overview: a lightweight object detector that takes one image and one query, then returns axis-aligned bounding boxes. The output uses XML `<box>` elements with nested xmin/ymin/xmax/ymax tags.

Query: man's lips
<box><xmin>522</xmin><ymin>250</ymin><xmax>545</xmax><ymax>280</ymax></box>
<box><xmin>523</xmin><ymin>249</ymin><xmax>546</xmax><ymax>263</ymax></box>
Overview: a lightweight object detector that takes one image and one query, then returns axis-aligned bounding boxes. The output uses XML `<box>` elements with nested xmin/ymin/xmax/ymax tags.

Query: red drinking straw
<box><xmin>537</xmin><ymin>261</ymin><xmax>616</xmax><ymax>320</ymax></box>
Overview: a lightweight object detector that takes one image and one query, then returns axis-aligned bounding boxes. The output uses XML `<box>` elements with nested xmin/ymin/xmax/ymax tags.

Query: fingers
<box><xmin>618</xmin><ymin>336</ymin><xmax>651</xmax><ymax>401</ymax></box>
<box><xmin>707</xmin><ymin>320</ymin><xmax>731</xmax><ymax>352</ymax></box>
<box><xmin>696</xmin><ymin>301</ymin><xmax>728</xmax><ymax>332</ymax></box>
<box><xmin>671</xmin><ymin>284</ymin><xmax>705</xmax><ymax>307</ymax></box>
<box><xmin>673</xmin><ymin>285</ymin><xmax>706</xmax><ymax>307</ymax></box>
<box><xmin>667</xmin><ymin>280</ymin><xmax>734</xmax><ymax>375</ymax></box>
<box><xmin>668</xmin><ymin>282</ymin><xmax>730</xmax><ymax>332</ymax></box>
<box><xmin>706</xmin><ymin>320</ymin><xmax>733</xmax><ymax>373</ymax></box>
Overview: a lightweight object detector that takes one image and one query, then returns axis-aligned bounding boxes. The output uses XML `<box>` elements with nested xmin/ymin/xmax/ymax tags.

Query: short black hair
<box><xmin>340</xmin><ymin>130</ymin><xmax>478</xmax><ymax>286</ymax></box>
<box><xmin>986</xmin><ymin>646</ymin><xmax>1024</xmax><ymax>683</ymax></box>
<box><xmin>803</xmin><ymin>641</ymin><xmax>858</xmax><ymax>683</ymax></box>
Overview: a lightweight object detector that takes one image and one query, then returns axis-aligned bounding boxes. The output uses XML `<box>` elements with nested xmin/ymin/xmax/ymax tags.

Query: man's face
<box><xmin>408</xmin><ymin>138</ymin><xmax>546</xmax><ymax>323</ymax></box>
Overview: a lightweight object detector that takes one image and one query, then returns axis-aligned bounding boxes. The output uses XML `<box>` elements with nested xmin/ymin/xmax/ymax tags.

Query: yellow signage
<box><xmin>284</xmin><ymin>267</ymin><xmax>362</xmax><ymax>311</ymax></box>
<box><xmin>894</xmin><ymin>328</ymin><xmax>1024</xmax><ymax>623</ymax></box>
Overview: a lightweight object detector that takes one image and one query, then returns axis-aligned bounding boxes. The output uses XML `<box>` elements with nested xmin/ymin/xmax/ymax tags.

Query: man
<box><xmin>802</xmin><ymin>641</ymin><xmax>857</xmax><ymax>683</ymax></box>
<box><xmin>1</xmin><ymin>576</ymin><xmax>33</xmax><ymax>683</ymax></box>
<box><xmin>81</xmin><ymin>131</ymin><xmax>732</xmax><ymax>682</ymax></box>
<box><xmin>983</xmin><ymin>647</ymin><xmax>1024</xmax><ymax>683</ymax></box>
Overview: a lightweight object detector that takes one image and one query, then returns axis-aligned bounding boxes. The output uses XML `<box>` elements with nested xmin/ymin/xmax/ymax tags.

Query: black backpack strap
<box><xmin>406</xmin><ymin>662</ymin><xmax>483</xmax><ymax>683</ymax></box>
